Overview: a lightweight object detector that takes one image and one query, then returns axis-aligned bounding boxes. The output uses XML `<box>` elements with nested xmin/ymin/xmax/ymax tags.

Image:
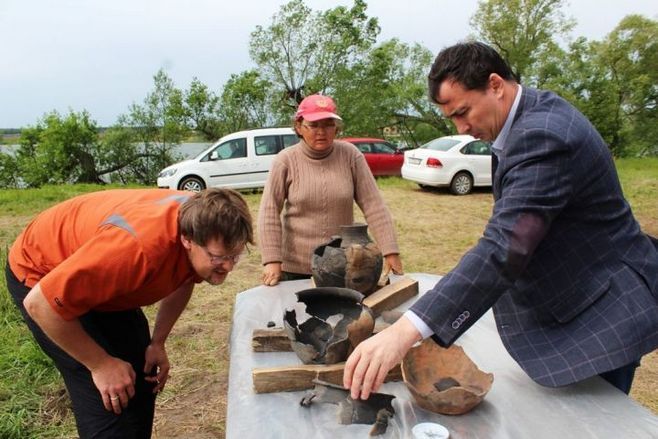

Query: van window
<box><xmin>202</xmin><ymin>138</ymin><xmax>247</xmax><ymax>161</ymax></box>
<box><xmin>282</xmin><ymin>135</ymin><xmax>298</xmax><ymax>148</ymax></box>
<box><xmin>255</xmin><ymin>136</ymin><xmax>279</xmax><ymax>156</ymax></box>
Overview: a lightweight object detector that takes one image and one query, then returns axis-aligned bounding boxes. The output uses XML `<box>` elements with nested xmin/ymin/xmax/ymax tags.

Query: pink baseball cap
<box><xmin>295</xmin><ymin>94</ymin><xmax>342</xmax><ymax>121</ymax></box>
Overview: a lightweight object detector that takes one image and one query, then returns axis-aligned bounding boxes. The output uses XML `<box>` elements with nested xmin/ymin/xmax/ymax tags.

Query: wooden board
<box><xmin>252</xmin><ymin>362</ymin><xmax>402</xmax><ymax>394</ymax></box>
<box><xmin>362</xmin><ymin>276</ymin><xmax>419</xmax><ymax>317</ymax></box>
<box><xmin>252</xmin><ymin>328</ymin><xmax>292</xmax><ymax>352</ymax></box>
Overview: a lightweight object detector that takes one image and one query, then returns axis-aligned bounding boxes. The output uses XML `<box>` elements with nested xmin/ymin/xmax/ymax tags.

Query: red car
<box><xmin>341</xmin><ymin>137</ymin><xmax>406</xmax><ymax>176</ymax></box>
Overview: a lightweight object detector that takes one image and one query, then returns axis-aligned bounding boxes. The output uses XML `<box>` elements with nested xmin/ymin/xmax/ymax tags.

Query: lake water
<box><xmin>0</xmin><ymin>143</ymin><xmax>211</xmax><ymax>160</ymax></box>
<box><xmin>174</xmin><ymin>143</ymin><xmax>212</xmax><ymax>160</ymax></box>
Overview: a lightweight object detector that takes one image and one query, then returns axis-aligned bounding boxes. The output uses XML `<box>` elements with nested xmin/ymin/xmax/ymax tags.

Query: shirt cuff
<box><xmin>404</xmin><ymin>310</ymin><xmax>434</xmax><ymax>339</ymax></box>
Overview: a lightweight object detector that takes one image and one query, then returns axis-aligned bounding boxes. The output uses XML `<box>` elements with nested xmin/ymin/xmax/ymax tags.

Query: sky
<box><xmin>1</xmin><ymin>0</ymin><xmax>656</xmax><ymax>128</ymax></box>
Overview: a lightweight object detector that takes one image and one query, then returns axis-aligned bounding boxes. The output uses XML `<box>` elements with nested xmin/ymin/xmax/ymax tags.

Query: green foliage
<box><xmin>218</xmin><ymin>70</ymin><xmax>274</xmax><ymax>132</ymax></box>
<box><xmin>118</xmin><ymin>69</ymin><xmax>188</xmax><ymax>184</ymax></box>
<box><xmin>249</xmin><ymin>0</ymin><xmax>379</xmax><ymax>108</ymax></box>
<box><xmin>598</xmin><ymin>15</ymin><xmax>658</xmax><ymax>156</ymax></box>
<box><xmin>536</xmin><ymin>15</ymin><xmax>658</xmax><ymax>157</ymax></box>
<box><xmin>184</xmin><ymin>78</ymin><xmax>222</xmax><ymax>141</ymax></box>
<box><xmin>471</xmin><ymin>0</ymin><xmax>575</xmax><ymax>84</ymax></box>
<box><xmin>334</xmin><ymin>39</ymin><xmax>449</xmax><ymax>145</ymax></box>
<box><xmin>13</xmin><ymin>111</ymin><xmax>103</xmax><ymax>187</ymax></box>
<box><xmin>471</xmin><ymin>2</ymin><xmax>656</xmax><ymax>157</ymax></box>
<box><xmin>0</xmin><ymin>153</ymin><xmax>20</xmax><ymax>188</ymax></box>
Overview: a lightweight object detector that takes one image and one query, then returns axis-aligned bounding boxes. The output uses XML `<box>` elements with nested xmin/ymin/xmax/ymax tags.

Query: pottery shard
<box><xmin>283</xmin><ymin>287</ymin><xmax>375</xmax><ymax>365</ymax></box>
<box><xmin>401</xmin><ymin>339</ymin><xmax>493</xmax><ymax>415</ymax></box>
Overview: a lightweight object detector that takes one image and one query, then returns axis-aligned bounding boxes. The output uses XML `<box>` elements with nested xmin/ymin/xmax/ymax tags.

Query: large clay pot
<box><xmin>401</xmin><ymin>339</ymin><xmax>494</xmax><ymax>415</ymax></box>
<box><xmin>283</xmin><ymin>287</ymin><xmax>375</xmax><ymax>364</ymax></box>
<box><xmin>311</xmin><ymin>223</ymin><xmax>383</xmax><ymax>296</ymax></box>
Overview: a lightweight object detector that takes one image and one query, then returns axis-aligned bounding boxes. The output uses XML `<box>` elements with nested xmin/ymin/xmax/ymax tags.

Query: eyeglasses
<box><xmin>200</xmin><ymin>245</ymin><xmax>248</xmax><ymax>265</ymax></box>
<box><xmin>301</xmin><ymin>122</ymin><xmax>337</xmax><ymax>132</ymax></box>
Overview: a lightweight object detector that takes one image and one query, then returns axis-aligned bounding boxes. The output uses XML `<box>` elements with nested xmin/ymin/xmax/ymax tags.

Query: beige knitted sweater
<box><xmin>258</xmin><ymin>139</ymin><xmax>400</xmax><ymax>274</ymax></box>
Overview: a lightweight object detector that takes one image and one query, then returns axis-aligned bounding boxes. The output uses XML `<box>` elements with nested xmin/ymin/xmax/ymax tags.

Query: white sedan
<box><xmin>401</xmin><ymin>135</ymin><xmax>492</xmax><ymax>195</ymax></box>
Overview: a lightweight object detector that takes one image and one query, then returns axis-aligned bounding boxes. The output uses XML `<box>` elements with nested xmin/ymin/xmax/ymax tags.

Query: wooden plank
<box><xmin>252</xmin><ymin>328</ymin><xmax>292</xmax><ymax>352</ymax></box>
<box><xmin>363</xmin><ymin>276</ymin><xmax>419</xmax><ymax>317</ymax></box>
<box><xmin>252</xmin><ymin>362</ymin><xmax>402</xmax><ymax>394</ymax></box>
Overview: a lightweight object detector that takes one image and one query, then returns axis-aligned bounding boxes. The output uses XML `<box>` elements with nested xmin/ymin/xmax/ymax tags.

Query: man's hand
<box><xmin>343</xmin><ymin>316</ymin><xmax>421</xmax><ymax>400</ymax></box>
<box><xmin>90</xmin><ymin>357</ymin><xmax>136</xmax><ymax>414</ymax></box>
<box><xmin>262</xmin><ymin>262</ymin><xmax>282</xmax><ymax>286</ymax></box>
<box><xmin>23</xmin><ymin>284</ymin><xmax>138</xmax><ymax>414</ymax></box>
<box><xmin>144</xmin><ymin>342</ymin><xmax>170</xmax><ymax>394</ymax></box>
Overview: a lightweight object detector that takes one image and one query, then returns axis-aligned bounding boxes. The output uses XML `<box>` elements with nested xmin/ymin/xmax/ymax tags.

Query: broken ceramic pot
<box><xmin>283</xmin><ymin>287</ymin><xmax>375</xmax><ymax>364</ymax></box>
<box><xmin>300</xmin><ymin>380</ymin><xmax>395</xmax><ymax>436</ymax></box>
<box><xmin>401</xmin><ymin>339</ymin><xmax>493</xmax><ymax>415</ymax></box>
<box><xmin>311</xmin><ymin>223</ymin><xmax>383</xmax><ymax>296</ymax></box>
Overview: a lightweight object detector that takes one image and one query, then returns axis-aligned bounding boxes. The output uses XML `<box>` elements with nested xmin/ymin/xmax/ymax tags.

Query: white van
<box><xmin>157</xmin><ymin>127</ymin><xmax>298</xmax><ymax>191</ymax></box>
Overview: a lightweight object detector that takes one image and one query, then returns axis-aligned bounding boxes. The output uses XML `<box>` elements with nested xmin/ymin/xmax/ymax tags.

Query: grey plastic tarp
<box><xmin>226</xmin><ymin>273</ymin><xmax>658</xmax><ymax>438</ymax></box>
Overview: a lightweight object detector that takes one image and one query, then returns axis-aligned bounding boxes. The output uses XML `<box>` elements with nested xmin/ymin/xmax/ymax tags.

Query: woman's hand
<box><xmin>262</xmin><ymin>262</ymin><xmax>283</xmax><ymax>286</ymax></box>
<box><xmin>385</xmin><ymin>253</ymin><xmax>404</xmax><ymax>275</ymax></box>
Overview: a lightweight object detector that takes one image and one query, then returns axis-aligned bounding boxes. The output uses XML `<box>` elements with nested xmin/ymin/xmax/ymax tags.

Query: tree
<box><xmin>184</xmin><ymin>78</ymin><xmax>222</xmax><ymax>141</ymax></box>
<box><xmin>597</xmin><ymin>15</ymin><xmax>658</xmax><ymax>156</ymax></box>
<box><xmin>538</xmin><ymin>16</ymin><xmax>657</xmax><ymax>156</ymax></box>
<box><xmin>217</xmin><ymin>70</ymin><xmax>274</xmax><ymax>133</ymax></box>
<box><xmin>249</xmin><ymin>0</ymin><xmax>379</xmax><ymax>109</ymax></box>
<box><xmin>14</xmin><ymin>111</ymin><xmax>102</xmax><ymax>187</ymax></box>
<box><xmin>471</xmin><ymin>0</ymin><xmax>575</xmax><ymax>84</ymax></box>
<box><xmin>333</xmin><ymin>39</ymin><xmax>450</xmax><ymax>145</ymax></box>
<box><xmin>119</xmin><ymin>69</ymin><xmax>188</xmax><ymax>184</ymax></box>
<box><xmin>0</xmin><ymin>152</ymin><xmax>20</xmax><ymax>188</ymax></box>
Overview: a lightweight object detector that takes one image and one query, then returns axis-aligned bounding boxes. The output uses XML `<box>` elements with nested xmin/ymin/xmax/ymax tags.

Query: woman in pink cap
<box><xmin>258</xmin><ymin>94</ymin><xmax>403</xmax><ymax>286</ymax></box>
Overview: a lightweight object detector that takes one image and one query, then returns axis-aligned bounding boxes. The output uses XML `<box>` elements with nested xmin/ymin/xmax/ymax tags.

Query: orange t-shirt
<box><xmin>9</xmin><ymin>189</ymin><xmax>201</xmax><ymax>320</ymax></box>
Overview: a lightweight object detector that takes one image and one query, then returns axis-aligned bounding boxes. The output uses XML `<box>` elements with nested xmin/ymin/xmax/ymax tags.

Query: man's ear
<box><xmin>181</xmin><ymin>234</ymin><xmax>192</xmax><ymax>250</ymax></box>
<box><xmin>488</xmin><ymin>73</ymin><xmax>505</xmax><ymax>97</ymax></box>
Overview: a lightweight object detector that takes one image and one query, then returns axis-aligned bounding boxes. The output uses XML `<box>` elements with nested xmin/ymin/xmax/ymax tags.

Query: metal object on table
<box><xmin>301</xmin><ymin>380</ymin><xmax>396</xmax><ymax>436</ymax></box>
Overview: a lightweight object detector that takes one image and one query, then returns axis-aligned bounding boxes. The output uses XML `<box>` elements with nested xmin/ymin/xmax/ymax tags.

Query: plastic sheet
<box><xmin>226</xmin><ymin>274</ymin><xmax>658</xmax><ymax>438</ymax></box>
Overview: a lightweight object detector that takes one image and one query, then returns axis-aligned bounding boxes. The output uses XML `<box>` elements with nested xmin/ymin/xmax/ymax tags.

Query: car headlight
<box><xmin>158</xmin><ymin>168</ymin><xmax>177</xmax><ymax>178</ymax></box>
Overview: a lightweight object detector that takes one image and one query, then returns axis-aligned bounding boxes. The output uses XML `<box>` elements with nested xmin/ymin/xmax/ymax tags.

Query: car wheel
<box><xmin>450</xmin><ymin>172</ymin><xmax>473</xmax><ymax>195</ymax></box>
<box><xmin>179</xmin><ymin>176</ymin><xmax>205</xmax><ymax>192</ymax></box>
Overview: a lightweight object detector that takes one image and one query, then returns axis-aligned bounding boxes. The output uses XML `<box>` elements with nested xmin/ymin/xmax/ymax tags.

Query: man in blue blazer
<box><xmin>344</xmin><ymin>41</ymin><xmax>658</xmax><ymax>400</ymax></box>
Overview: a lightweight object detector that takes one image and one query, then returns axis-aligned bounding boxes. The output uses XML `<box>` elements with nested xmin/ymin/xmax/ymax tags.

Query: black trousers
<box><xmin>5</xmin><ymin>264</ymin><xmax>156</xmax><ymax>439</ymax></box>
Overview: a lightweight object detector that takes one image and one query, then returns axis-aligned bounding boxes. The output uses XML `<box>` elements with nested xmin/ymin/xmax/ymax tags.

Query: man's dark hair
<box><xmin>179</xmin><ymin>188</ymin><xmax>254</xmax><ymax>251</ymax></box>
<box><xmin>428</xmin><ymin>41</ymin><xmax>517</xmax><ymax>104</ymax></box>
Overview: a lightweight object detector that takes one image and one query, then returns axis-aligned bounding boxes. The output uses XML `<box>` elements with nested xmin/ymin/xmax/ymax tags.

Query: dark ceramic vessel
<box><xmin>311</xmin><ymin>223</ymin><xmax>383</xmax><ymax>296</ymax></box>
<box><xmin>283</xmin><ymin>287</ymin><xmax>375</xmax><ymax>364</ymax></box>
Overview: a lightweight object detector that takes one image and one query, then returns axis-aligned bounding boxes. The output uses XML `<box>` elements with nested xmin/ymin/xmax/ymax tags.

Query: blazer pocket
<box><xmin>549</xmin><ymin>278</ymin><xmax>610</xmax><ymax>323</ymax></box>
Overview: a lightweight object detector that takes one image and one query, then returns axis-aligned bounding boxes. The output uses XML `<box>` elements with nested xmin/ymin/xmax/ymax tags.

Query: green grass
<box><xmin>1</xmin><ymin>158</ymin><xmax>656</xmax><ymax>437</ymax></box>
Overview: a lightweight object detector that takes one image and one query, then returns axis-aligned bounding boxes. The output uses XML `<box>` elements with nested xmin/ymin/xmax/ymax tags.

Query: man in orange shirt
<box><xmin>6</xmin><ymin>188</ymin><xmax>253</xmax><ymax>438</ymax></box>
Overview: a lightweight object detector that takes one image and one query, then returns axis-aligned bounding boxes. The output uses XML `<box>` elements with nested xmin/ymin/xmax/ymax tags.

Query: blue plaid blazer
<box><xmin>411</xmin><ymin>87</ymin><xmax>658</xmax><ymax>387</ymax></box>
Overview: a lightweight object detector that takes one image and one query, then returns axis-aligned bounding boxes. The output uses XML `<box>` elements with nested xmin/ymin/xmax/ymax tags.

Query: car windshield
<box><xmin>421</xmin><ymin>137</ymin><xmax>461</xmax><ymax>151</ymax></box>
